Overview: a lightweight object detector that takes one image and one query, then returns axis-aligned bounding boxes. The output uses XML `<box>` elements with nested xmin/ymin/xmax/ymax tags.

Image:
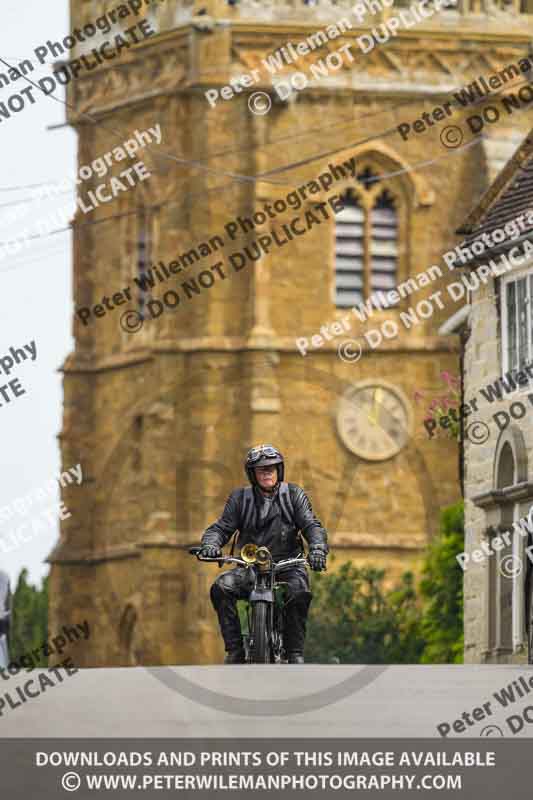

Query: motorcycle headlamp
<box><xmin>256</xmin><ymin>546</ymin><xmax>271</xmax><ymax>566</ymax></box>
<box><xmin>241</xmin><ymin>544</ymin><xmax>258</xmax><ymax>563</ymax></box>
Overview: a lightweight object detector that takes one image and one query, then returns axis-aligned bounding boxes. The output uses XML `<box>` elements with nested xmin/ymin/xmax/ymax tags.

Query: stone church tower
<box><xmin>48</xmin><ymin>0</ymin><xmax>533</xmax><ymax>665</ymax></box>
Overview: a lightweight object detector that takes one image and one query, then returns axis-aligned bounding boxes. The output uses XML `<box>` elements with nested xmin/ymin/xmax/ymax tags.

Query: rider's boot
<box><xmin>210</xmin><ymin>579</ymin><xmax>247</xmax><ymax>663</ymax></box>
<box><xmin>287</xmin><ymin>652</ymin><xmax>304</xmax><ymax>664</ymax></box>
<box><xmin>224</xmin><ymin>645</ymin><xmax>246</xmax><ymax>664</ymax></box>
<box><xmin>283</xmin><ymin>590</ymin><xmax>311</xmax><ymax>664</ymax></box>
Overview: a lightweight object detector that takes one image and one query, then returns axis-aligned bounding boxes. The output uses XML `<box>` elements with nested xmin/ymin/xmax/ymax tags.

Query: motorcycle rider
<box><xmin>200</xmin><ymin>445</ymin><xmax>329</xmax><ymax>664</ymax></box>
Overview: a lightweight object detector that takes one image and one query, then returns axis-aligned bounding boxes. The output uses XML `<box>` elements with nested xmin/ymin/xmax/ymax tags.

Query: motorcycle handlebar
<box><xmin>274</xmin><ymin>557</ymin><xmax>308</xmax><ymax>571</ymax></box>
<box><xmin>188</xmin><ymin>547</ymin><xmax>308</xmax><ymax>570</ymax></box>
<box><xmin>189</xmin><ymin>547</ymin><xmax>247</xmax><ymax>566</ymax></box>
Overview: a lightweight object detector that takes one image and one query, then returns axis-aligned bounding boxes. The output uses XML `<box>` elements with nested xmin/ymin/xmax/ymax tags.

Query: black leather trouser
<box><xmin>210</xmin><ymin>565</ymin><xmax>312</xmax><ymax>655</ymax></box>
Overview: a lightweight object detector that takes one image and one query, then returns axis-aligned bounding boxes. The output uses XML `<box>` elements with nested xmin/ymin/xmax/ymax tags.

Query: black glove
<box><xmin>201</xmin><ymin>544</ymin><xmax>222</xmax><ymax>559</ymax></box>
<box><xmin>308</xmin><ymin>548</ymin><xmax>327</xmax><ymax>572</ymax></box>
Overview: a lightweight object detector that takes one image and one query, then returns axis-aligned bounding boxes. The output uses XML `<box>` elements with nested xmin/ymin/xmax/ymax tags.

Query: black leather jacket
<box><xmin>201</xmin><ymin>482</ymin><xmax>328</xmax><ymax>560</ymax></box>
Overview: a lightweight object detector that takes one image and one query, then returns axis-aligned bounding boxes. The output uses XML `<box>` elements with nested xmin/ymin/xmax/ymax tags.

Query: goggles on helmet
<box><xmin>246</xmin><ymin>445</ymin><xmax>280</xmax><ymax>464</ymax></box>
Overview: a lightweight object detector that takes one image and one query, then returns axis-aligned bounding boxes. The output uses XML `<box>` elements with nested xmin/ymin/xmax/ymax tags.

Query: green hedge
<box><xmin>305</xmin><ymin>501</ymin><xmax>464</xmax><ymax>664</ymax></box>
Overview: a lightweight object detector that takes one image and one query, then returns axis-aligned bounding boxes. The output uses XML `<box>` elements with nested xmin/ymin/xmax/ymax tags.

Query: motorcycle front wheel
<box><xmin>250</xmin><ymin>601</ymin><xmax>272</xmax><ymax>663</ymax></box>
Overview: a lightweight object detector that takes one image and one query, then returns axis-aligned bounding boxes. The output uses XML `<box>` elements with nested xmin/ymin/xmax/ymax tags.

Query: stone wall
<box><xmin>463</xmin><ymin>253</ymin><xmax>533</xmax><ymax>664</ymax></box>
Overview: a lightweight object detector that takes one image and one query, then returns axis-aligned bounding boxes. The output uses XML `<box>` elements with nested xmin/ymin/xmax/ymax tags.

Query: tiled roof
<box><xmin>454</xmin><ymin>129</ymin><xmax>533</xmax><ymax>267</ymax></box>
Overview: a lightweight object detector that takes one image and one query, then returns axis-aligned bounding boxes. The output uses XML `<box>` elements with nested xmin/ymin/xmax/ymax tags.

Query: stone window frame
<box><xmin>327</xmin><ymin>145</ymin><xmax>434</xmax><ymax>322</ymax></box>
<box><xmin>501</xmin><ymin>258</ymin><xmax>533</xmax><ymax>380</ymax></box>
<box><xmin>472</xmin><ymin>424</ymin><xmax>533</xmax><ymax>660</ymax></box>
<box><xmin>329</xmin><ymin>146</ymin><xmax>435</xmax><ymax>314</ymax></box>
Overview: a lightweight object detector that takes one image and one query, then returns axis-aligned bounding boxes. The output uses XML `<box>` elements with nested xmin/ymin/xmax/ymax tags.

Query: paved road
<box><xmin>2</xmin><ymin>664</ymin><xmax>533</xmax><ymax>737</ymax></box>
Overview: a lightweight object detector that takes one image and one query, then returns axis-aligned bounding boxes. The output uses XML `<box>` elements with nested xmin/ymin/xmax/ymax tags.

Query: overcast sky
<box><xmin>0</xmin><ymin>0</ymin><xmax>74</xmax><ymax>589</ymax></box>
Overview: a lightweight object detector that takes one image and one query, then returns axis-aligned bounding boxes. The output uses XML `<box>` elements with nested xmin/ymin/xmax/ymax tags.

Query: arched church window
<box><xmin>334</xmin><ymin>166</ymin><xmax>399</xmax><ymax>308</ymax></box>
<box><xmin>483</xmin><ymin>430</ymin><xmax>533</xmax><ymax>659</ymax></box>
<box><xmin>497</xmin><ymin>442</ymin><xmax>515</xmax><ymax>489</ymax></box>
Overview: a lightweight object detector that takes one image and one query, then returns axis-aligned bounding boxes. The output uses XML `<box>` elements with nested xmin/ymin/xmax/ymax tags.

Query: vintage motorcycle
<box><xmin>189</xmin><ymin>544</ymin><xmax>308</xmax><ymax>664</ymax></box>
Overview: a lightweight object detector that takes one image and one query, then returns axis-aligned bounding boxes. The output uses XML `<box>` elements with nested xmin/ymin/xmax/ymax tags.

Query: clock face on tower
<box><xmin>336</xmin><ymin>379</ymin><xmax>413</xmax><ymax>461</ymax></box>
